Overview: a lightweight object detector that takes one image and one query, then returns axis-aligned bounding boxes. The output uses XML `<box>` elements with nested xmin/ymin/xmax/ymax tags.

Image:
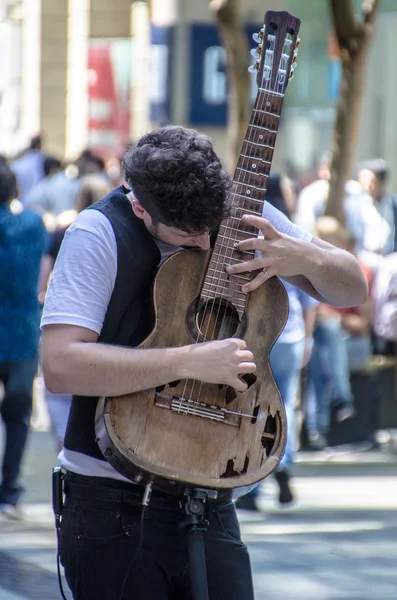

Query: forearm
<box><xmin>285</xmin><ymin>242</ymin><xmax>368</xmax><ymax>308</ymax></box>
<box><xmin>43</xmin><ymin>341</ymin><xmax>188</xmax><ymax>397</ymax></box>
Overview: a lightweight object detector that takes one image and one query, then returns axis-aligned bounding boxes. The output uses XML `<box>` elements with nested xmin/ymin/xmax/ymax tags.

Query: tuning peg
<box><xmin>296</xmin><ymin>37</ymin><xmax>301</xmax><ymax>47</ymax></box>
<box><xmin>250</xmin><ymin>47</ymin><xmax>261</xmax><ymax>59</ymax></box>
<box><xmin>252</xmin><ymin>28</ymin><xmax>264</xmax><ymax>44</ymax></box>
<box><xmin>248</xmin><ymin>62</ymin><xmax>260</xmax><ymax>73</ymax></box>
<box><xmin>293</xmin><ymin>48</ymin><xmax>299</xmax><ymax>60</ymax></box>
<box><xmin>289</xmin><ymin>62</ymin><xmax>298</xmax><ymax>79</ymax></box>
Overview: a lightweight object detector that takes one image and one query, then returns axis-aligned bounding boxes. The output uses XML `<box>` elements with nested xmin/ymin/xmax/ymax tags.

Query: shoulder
<box><xmin>68</xmin><ymin>207</ymin><xmax>115</xmax><ymax>239</ymax></box>
<box><xmin>59</xmin><ymin>208</ymin><xmax>117</xmax><ymax>264</ymax></box>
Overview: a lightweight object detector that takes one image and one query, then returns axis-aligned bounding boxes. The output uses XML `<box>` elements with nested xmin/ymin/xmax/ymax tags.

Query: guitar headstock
<box><xmin>249</xmin><ymin>11</ymin><xmax>301</xmax><ymax>93</ymax></box>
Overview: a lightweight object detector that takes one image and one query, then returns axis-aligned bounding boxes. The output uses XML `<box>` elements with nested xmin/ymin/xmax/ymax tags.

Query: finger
<box><xmin>237</xmin><ymin>362</ymin><xmax>257</xmax><ymax>374</ymax></box>
<box><xmin>242</xmin><ymin>269</ymin><xmax>274</xmax><ymax>293</ymax></box>
<box><xmin>241</xmin><ymin>215</ymin><xmax>278</xmax><ymax>238</ymax></box>
<box><xmin>237</xmin><ymin>350</ymin><xmax>254</xmax><ymax>362</ymax></box>
<box><xmin>234</xmin><ymin>237</ymin><xmax>264</xmax><ymax>252</ymax></box>
<box><xmin>226</xmin><ymin>257</ymin><xmax>265</xmax><ymax>274</ymax></box>
<box><xmin>232</xmin><ymin>378</ymin><xmax>248</xmax><ymax>393</ymax></box>
<box><xmin>231</xmin><ymin>338</ymin><xmax>247</xmax><ymax>350</ymax></box>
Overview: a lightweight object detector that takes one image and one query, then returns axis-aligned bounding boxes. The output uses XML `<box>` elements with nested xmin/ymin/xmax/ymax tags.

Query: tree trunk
<box><xmin>326</xmin><ymin>0</ymin><xmax>380</xmax><ymax>223</ymax></box>
<box><xmin>210</xmin><ymin>0</ymin><xmax>251</xmax><ymax>171</ymax></box>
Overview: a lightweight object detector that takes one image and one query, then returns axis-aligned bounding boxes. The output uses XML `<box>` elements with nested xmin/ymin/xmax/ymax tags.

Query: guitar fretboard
<box><xmin>202</xmin><ymin>89</ymin><xmax>285</xmax><ymax>315</ymax></box>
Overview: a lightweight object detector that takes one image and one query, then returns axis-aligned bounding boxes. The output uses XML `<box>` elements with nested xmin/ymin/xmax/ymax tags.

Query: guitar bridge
<box><xmin>154</xmin><ymin>392</ymin><xmax>241</xmax><ymax>427</ymax></box>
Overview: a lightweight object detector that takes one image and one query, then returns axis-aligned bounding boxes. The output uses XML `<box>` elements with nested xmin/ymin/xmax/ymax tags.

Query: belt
<box><xmin>63</xmin><ymin>471</ymin><xmax>187</xmax><ymax>512</ymax></box>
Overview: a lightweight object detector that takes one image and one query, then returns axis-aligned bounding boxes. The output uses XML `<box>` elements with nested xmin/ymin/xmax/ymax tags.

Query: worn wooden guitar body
<box><xmin>95</xmin><ymin>248</ymin><xmax>288</xmax><ymax>500</ymax></box>
<box><xmin>95</xmin><ymin>10</ymin><xmax>301</xmax><ymax>501</ymax></box>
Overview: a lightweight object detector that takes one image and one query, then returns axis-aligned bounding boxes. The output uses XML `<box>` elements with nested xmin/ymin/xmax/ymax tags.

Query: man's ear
<box><xmin>131</xmin><ymin>200</ymin><xmax>146</xmax><ymax>220</ymax></box>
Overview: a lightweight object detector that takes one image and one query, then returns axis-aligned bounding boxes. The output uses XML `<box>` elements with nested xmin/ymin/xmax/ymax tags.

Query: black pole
<box><xmin>186</xmin><ymin>525</ymin><xmax>209</xmax><ymax>600</ymax></box>
<box><xmin>179</xmin><ymin>488</ymin><xmax>217</xmax><ymax>600</ymax></box>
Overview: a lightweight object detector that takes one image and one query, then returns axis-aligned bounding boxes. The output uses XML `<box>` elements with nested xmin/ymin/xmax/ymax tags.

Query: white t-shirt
<box><xmin>41</xmin><ymin>201</ymin><xmax>311</xmax><ymax>479</ymax></box>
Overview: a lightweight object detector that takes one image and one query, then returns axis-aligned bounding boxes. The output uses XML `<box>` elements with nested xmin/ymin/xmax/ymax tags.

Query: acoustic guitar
<box><xmin>95</xmin><ymin>10</ymin><xmax>301</xmax><ymax>501</ymax></box>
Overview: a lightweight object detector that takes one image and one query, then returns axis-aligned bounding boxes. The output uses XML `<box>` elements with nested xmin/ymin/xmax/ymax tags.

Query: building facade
<box><xmin>0</xmin><ymin>0</ymin><xmax>396</xmax><ymax>188</ymax></box>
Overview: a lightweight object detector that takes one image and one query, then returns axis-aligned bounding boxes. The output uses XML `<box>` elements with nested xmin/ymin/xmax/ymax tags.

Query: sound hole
<box><xmin>262</xmin><ymin>413</ymin><xmax>278</xmax><ymax>457</ymax></box>
<box><xmin>220</xmin><ymin>455</ymin><xmax>250</xmax><ymax>478</ymax></box>
<box><xmin>196</xmin><ymin>298</ymin><xmax>240</xmax><ymax>341</ymax></box>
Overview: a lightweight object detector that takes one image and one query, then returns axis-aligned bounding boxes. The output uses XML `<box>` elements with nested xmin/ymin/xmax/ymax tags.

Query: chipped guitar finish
<box><xmin>95</xmin><ymin>10</ymin><xmax>301</xmax><ymax>501</ymax></box>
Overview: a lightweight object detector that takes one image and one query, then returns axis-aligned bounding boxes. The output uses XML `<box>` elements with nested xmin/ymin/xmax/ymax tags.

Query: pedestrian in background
<box><xmin>0</xmin><ymin>163</ymin><xmax>49</xmax><ymax>519</ymax></box>
<box><xmin>237</xmin><ymin>173</ymin><xmax>318</xmax><ymax>510</ymax></box>
<box><xmin>11</xmin><ymin>135</ymin><xmax>45</xmax><ymax>206</ymax></box>
<box><xmin>306</xmin><ymin>217</ymin><xmax>373</xmax><ymax>450</ymax></box>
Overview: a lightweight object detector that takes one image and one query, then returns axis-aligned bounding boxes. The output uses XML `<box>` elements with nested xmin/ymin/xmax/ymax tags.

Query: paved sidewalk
<box><xmin>0</xmin><ymin>429</ymin><xmax>396</xmax><ymax>599</ymax></box>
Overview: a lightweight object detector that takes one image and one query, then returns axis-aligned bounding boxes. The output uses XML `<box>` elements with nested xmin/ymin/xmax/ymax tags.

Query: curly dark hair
<box><xmin>122</xmin><ymin>126</ymin><xmax>232</xmax><ymax>233</ymax></box>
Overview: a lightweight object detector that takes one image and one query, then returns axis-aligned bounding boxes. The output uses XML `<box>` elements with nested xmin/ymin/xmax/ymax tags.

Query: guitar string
<box><xmin>197</xmin><ymin>32</ymin><xmax>282</xmax><ymax>408</ymax></box>
<box><xmin>186</xmin><ymin>31</ymin><xmax>279</xmax><ymax>410</ymax></box>
<box><xmin>183</xmin><ymin>31</ymin><xmax>283</xmax><ymax>411</ymax></box>
<box><xmin>177</xmin><ymin>26</ymin><xmax>272</xmax><ymax>410</ymax></box>
<box><xmin>197</xmin><ymin>35</ymin><xmax>292</xmax><ymax>414</ymax></box>
<box><xmin>178</xmin><ymin>30</ymin><xmax>290</xmax><ymax>415</ymax></box>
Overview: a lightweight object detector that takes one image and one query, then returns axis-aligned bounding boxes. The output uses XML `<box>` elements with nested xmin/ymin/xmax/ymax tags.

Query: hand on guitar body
<box><xmin>180</xmin><ymin>337</ymin><xmax>256</xmax><ymax>393</ymax></box>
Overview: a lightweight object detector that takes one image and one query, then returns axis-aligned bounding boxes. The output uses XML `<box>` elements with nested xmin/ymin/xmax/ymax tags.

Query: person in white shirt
<box><xmin>349</xmin><ymin>158</ymin><xmax>397</xmax><ymax>271</ymax></box>
<box><xmin>295</xmin><ymin>151</ymin><xmax>370</xmax><ymax>236</ymax></box>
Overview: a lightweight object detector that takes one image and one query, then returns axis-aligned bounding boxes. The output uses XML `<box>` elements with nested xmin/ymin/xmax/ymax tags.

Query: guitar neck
<box><xmin>201</xmin><ymin>90</ymin><xmax>284</xmax><ymax>309</ymax></box>
<box><xmin>230</xmin><ymin>87</ymin><xmax>284</xmax><ymax>225</ymax></box>
<box><xmin>201</xmin><ymin>9</ymin><xmax>301</xmax><ymax>308</ymax></box>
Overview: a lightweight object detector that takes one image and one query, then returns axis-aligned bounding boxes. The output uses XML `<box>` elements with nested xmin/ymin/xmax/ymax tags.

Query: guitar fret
<box><xmin>210</xmin><ymin>253</ymin><xmax>255</xmax><ymax>267</ymax></box>
<box><xmin>244</xmin><ymin>143</ymin><xmax>274</xmax><ymax>150</ymax></box>
<box><xmin>240</xmin><ymin>154</ymin><xmax>272</xmax><ymax>165</ymax></box>
<box><xmin>212</xmin><ymin>241</ymin><xmax>255</xmax><ymax>254</ymax></box>
<box><xmin>258</xmin><ymin>88</ymin><xmax>284</xmax><ymax>97</ymax></box>
<box><xmin>216</xmin><ymin>234</ymin><xmax>253</xmax><ymax>249</ymax></box>
<box><xmin>220</xmin><ymin>223</ymin><xmax>261</xmax><ymax>234</ymax></box>
<box><xmin>230</xmin><ymin>192</ymin><xmax>266</xmax><ymax>206</ymax></box>
<box><xmin>201</xmin><ymin>291</ymin><xmax>246</xmax><ymax>310</ymax></box>
<box><xmin>204</xmin><ymin>287</ymin><xmax>249</xmax><ymax>302</ymax></box>
<box><xmin>205</xmin><ymin>276</ymin><xmax>251</xmax><ymax>289</ymax></box>
<box><xmin>252</xmin><ymin>109</ymin><xmax>280</xmax><ymax>119</ymax></box>
<box><xmin>242</xmin><ymin>140</ymin><xmax>274</xmax><ymax>150</ymax></box>
<box><xmin>233</xmin><ymin>180</ymin><xmax>265</xmax><ymax>191</ymax></box>
<box><xmin>248</xmin><ymin>124</ymin><xmax>277</xmax><ymax>135</ymax></box>
<box><xmin>207</xmin><ymin>270</ymin><xmax>251</xmax><ymax>283</ymax></box>
<box><xmin>220</xmin><ymin>224</ymin><xmax>250</xmax><ymax>233</ymax></box>
<box><xmin>236</xmin><ymin>167</ymin><xmax>268</xmax><ymax>176</ymax></box>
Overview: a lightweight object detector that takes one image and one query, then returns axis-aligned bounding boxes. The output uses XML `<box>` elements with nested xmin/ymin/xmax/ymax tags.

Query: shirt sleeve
<box><xmin>262</xmin><ymin>201</ymin><xmax>312</xmax><ymax>242</ymax></box>
<box><xmin>41</xmin><ymin>210</ymin><xmax>117</xmax><ymax>334</ymax></box>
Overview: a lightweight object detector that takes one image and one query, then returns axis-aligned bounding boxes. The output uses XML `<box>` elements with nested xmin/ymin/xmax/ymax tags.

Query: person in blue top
<box><xmin>0</xmin><ymin>162</ymin><xmax>48</xmax><ymax>518</ymax></box>
<box><xmin>270</xmin><ymin>281</ymin><xmax>318</xmax><ymax>503</ymax></box>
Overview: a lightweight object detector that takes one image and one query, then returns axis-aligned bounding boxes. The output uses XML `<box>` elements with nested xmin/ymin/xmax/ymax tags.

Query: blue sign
<box><xmin>189</xmin><ymin>24</ymin><xmax>259</xmax><ymax>126</ymax></box>
<box><xmin>150</xmin><ymin>25</ymin><xmax>174</xmax><ymax>124</ymax></box>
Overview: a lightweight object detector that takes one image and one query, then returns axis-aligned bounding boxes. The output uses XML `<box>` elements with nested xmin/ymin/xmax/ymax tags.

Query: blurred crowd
<box><xmin>1</xmin><ymin>133</ymin><xmax>397</xmax><ymax>518</ymax></box>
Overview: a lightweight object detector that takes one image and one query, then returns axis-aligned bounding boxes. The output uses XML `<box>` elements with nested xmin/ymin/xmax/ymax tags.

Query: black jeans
<box><xmin>0</xmin><ymin>358</ymin><xmax>37</xmax><ymax>505</ymax></box>
<box><xmin>60</xmin><ymin>473</ymin><xmax>254</xmax><ymax>600</ymax></box>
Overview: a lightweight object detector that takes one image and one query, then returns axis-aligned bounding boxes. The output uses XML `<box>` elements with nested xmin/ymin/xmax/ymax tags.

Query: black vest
<box><xmin>63</xmin><ymin>187</ymin><xmax>161</xmax><ymax>460</ymax></box>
